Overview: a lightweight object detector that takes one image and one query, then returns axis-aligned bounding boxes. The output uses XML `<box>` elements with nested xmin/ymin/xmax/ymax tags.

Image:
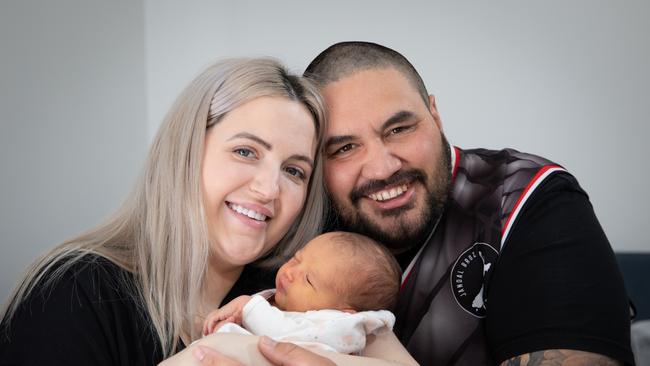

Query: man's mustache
<box><xmin>349</xmin><ymin>169</ymin><xmax>428</xmax><ymax>204</ymax></box>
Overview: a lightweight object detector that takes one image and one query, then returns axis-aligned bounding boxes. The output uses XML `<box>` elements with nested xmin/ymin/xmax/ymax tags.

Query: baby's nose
<box><xmin>285</xmin><ymin>266</ymin><xmax>299</xmax><ymax>282</ymax></box>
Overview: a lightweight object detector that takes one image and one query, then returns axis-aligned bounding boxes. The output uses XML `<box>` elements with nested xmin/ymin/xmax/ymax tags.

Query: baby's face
<box><xmin>274</xmin><ymin>235</ymin><xmax>353</xmax><ymax>312</ymax></box>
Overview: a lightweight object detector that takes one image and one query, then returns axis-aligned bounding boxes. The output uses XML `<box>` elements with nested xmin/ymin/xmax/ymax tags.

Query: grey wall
<box><xmin>2</xmin><ymin>0</ymin><xmax>648</xmax><ymax>301</ymax></box>
<box><xmin>0</xmin><ymin>1</ymin><xmax>147</xmax><ymax>301</ymax></box>
<box><xmin>145</xmin><ymin>0</ymin><xmax>650</xmax><ymax>254</ymax></box>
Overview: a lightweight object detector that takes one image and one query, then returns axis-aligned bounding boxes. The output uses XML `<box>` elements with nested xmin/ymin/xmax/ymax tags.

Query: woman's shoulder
<box><xmin>36</xmin><ymin>254</ymin><xmax>135</xmax><ymax>300</ymax></box>
<box><xmin>1</xmin><ymin>254</ymin><xmax>161</xmax><ymax>364</ymax></box>
<box><xmin>7</xmin><ymin>253</ymin><xmax>141</xmax><ymax>322</ymax></box>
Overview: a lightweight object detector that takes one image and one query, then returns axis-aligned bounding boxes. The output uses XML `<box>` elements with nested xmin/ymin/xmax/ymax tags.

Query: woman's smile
<box><xmin>226</xmin><ymin>201</ymin><xmax>272</xmax><ymax>229</ymax></box>
<box><xmin>201</xmin><ymin>96</ymin><xmax>316</xmax><ymax>266</ymax></box>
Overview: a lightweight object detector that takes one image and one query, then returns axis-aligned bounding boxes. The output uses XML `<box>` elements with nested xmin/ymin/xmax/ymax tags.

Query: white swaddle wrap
<box><xmin>216</xmin><ymin>290</ymin><xmax>395</xmax><ymax>354</ymax></box>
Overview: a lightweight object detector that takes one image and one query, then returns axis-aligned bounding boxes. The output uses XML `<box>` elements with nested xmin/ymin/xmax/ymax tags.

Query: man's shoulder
<box><xmin>458</xmin><ymin>147</ymin><xmax>562</xmax><ymax>168</ymax></box>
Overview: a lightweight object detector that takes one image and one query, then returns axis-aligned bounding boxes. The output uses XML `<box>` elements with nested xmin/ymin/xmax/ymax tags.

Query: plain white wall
<box><xmin>2</xmin><ymin>0</ymin><xmax>648</xmax><ymax>301</ymax></box>
<box><xmin>0</xmin><ymin>1</ymin><xmax>147</xmax><ymax>300</ymax></box>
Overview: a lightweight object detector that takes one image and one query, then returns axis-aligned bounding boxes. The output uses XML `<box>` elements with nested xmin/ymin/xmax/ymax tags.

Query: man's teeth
<box><xmin>369</xmin><ymin>184</ymin><xmax>408</xmax><ymax>202</ymax></box>
<box><xmin>228</xmin><ymin>203</ymin><xmax>267</xmax><ymax>221</ymax></box>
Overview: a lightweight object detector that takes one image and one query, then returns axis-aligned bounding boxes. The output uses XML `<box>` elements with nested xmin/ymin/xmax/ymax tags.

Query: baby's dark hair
<box><xmin>328</xmin><ymin>231</ymin><xmax>402</xmax><ymax>311</ymax></box>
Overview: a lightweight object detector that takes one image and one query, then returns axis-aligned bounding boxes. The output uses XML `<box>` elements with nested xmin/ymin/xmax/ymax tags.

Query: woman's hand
<box><xmin>191</xmin><ymin>336</ymin><xmax>334</xmax><ymax>366</ymax></box>
<box><xmin>193</xmin><ymin>345</ymin><xmax>245</xmax><ymax>366</ymax></box>
<box><xmin>257</xmin><ymin>336</ymin><xmax>336</xmax><ymax>366</ymax></box>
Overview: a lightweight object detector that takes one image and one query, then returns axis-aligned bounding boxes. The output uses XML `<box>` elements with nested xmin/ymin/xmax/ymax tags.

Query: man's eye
<box><xmin>234</xmin><ymin>148</ymin><xmax>256</xmax><ymax>158</ymax></box>
<box><xmin>332</xmin><ymin>144</ymin><xmax>354</xmax><ymax>156</ymax></box>
<box><xmin>389</xmin><ymin>125</ymin><xmax>412</xmax><ymax>135</ymax></box>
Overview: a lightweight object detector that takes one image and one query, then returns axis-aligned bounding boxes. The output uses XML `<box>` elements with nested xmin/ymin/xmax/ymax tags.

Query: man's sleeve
<box><xmin>486</xmin><ymin>173</ymin><xmax>634</xmax><ymax>365</ymax></box>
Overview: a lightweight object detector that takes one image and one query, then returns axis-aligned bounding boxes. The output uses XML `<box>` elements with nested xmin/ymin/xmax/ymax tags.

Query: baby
<box><xmin>202</xmin><ymin>231</ymin><xmax>402</xmax><ymax>354</ymax></box>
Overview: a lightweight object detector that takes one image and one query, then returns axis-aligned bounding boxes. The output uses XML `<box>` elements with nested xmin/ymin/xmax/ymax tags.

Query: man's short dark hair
<box><xmin>304</xmin><ymin>41</ymin><xmax>430</xmax><ymax>106</ymax></box>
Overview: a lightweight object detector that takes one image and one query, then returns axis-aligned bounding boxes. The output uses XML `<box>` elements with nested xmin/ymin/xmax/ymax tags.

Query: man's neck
<box><xmin>394</xmin><ymin>244</ymin><xmax>425</xmax><ymax>272</ymax></box>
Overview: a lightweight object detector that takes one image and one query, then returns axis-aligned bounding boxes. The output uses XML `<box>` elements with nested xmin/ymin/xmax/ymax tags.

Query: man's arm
<box><xmin>488</xmin><ymin>174</ymin><xmax>632</xmax><ymax>365</ymax></box>
<box><xmin>500</xmin><ymin>349</ymin><xmax>621</xmax><ymax>366</ymax></box>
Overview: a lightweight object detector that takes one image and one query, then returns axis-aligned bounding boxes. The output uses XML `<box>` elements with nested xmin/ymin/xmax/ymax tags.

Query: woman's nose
<box><xmin>250</xmin><ymin>167</ymin><xmax>280</xmax><ymax>202</ymax></box>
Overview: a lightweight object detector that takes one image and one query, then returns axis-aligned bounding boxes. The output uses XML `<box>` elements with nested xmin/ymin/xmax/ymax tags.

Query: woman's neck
<box><xmin>201</xmin><ymin>261</ymin><xmax>244</xmax><ymax>310</ymax></box>
<box><xmin>189</xmin><ymin>259</ymin><xmax>244</xmax><ymax>336</ymax></box>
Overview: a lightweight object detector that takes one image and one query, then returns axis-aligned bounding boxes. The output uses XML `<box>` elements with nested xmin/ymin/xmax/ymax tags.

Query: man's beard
<box><xmin>326</xmin><ymin>135</ymin><xmax>452</xmax><ymax>252</ymax></box>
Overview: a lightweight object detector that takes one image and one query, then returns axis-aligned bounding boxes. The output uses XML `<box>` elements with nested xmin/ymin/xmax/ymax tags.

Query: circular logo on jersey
<box><xmin>450</xmin><ymin>242</ymin><xmax>498</xmax><ymax>318</ymax></box>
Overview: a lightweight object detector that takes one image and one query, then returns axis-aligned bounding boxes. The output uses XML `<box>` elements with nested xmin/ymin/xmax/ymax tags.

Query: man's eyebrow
<box><xmin>380</xmin><ymin>110</ymin><xmax>416</xmax><ymax>131</ymax></box>
<box><xmin>228</xmin><ymin>132</ymin><xmax>272</xmax><ymax>150</ymax></box>
<box><xmin>325</xmin><ymin>134</ymin><xmax>355</xmax><ymax>149</ymax></box>
<box><xmin>325</xmin><ymin>111</ymin><xmax>417</xmax><ymax>148</ymax></box>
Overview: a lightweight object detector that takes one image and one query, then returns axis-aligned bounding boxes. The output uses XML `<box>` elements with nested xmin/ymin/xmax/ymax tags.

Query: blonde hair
<box><xmin>1</xmin><ymin>58</ymin><xmax>327</xmax><ymax>357</ymax></box>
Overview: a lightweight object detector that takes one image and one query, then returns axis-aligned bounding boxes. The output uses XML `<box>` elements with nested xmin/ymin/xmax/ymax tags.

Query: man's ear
<box><xmin>428</xmin><ymin>94</ymin><xmax>444</xmax><ymax>131</ymax></box>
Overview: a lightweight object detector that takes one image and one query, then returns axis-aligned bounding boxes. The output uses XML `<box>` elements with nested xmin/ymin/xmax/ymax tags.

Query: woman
<box><xmin>0</xmin><ymin>58</ymin><xmax>326</xmax><ymax>364</ymax></box>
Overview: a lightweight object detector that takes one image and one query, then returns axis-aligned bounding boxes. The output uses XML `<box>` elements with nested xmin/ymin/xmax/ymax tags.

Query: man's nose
<box><xmin>360</xmin><ymin>143</ymin><xmax>402</xmax><ymax>181</ymax></box>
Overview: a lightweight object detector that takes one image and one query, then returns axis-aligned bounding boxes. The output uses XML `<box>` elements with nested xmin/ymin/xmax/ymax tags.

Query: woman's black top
<box><xmin>0</xmin><ymin>256</ymin><xmax>275</xmax><ymax>365</ymax></box>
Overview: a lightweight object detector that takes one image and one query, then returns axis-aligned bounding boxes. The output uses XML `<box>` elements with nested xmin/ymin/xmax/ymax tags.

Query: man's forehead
<box><xmin>322</xmin><ymin>67</ymin><xmax>409</xmax><ymax>95</ymax></box>
<box><xmin>323</xmin><ymin>70</ymin><xmax>425</xmax><ymax>137</ymax></box>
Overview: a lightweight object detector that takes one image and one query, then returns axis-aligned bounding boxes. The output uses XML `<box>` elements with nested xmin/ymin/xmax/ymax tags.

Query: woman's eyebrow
<box><xmin>228</xmin><ymin>132</ymin><xmax>313</xmax><ymax>168</ymax></box>
<box><xmin>228</xmin><ymin>132</ymin><xmax>271</xmax><ymax>150</ymax></box>
<box><xmin>289</xmin><ymin>154</ymin><xmax>314</xmax><ymax>169</ymax></box>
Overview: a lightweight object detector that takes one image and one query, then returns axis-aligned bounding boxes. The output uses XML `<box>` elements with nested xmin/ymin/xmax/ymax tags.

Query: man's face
<box><xmin>322</xmin><ymin>67</ymin><xmax>451</xmax><ymax>252</ymax></box>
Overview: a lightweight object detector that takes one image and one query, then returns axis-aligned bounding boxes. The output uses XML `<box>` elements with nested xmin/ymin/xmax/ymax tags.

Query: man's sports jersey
<box><xmin>393</xmin><ymin>147</ymin><xmax>632</xmax><ymax>365</ymax></box>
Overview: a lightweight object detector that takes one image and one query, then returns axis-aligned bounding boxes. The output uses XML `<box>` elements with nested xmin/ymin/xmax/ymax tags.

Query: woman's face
<box><xmin>201</xmin><ymin>96</ymin><xmax>316</xmax><ymax>270</ymax></box>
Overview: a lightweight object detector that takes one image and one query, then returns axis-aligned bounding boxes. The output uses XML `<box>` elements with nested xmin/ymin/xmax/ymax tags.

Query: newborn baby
<box><xmin>203</xmin><ymin>231</ymin><xmax>402</xmax><ymax>354</ymax></box>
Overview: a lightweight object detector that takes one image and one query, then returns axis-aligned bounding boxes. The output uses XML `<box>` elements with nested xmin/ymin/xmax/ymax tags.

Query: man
<box><xmin>302</xmin><ymin>41</ymin><xmax>634</xmax><ymax>365</ymax></box>
<box><xmin>187</xmin><ymin>42</ymin><xmax>634</xmax><ymax>366</ymax></box>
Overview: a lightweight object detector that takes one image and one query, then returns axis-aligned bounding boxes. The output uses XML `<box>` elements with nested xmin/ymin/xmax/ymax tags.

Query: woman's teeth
<box><xmin>368</xmin><ymin>184</ymin><xmax>408</xmax><ymax>202</ymax></box>
<box><xmin>228</xmin><ymin>203</ymin><xmax>267</xmax><ymax>221</ymax></box>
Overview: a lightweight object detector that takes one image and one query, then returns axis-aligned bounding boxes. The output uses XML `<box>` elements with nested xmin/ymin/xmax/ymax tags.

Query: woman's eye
<box><xmin>285</xmin><ymin>166</ymin><xmax>306</xmax><ymax>180</ymax></box>
<box><xmin>234</xmin><ymin>148</ymin><xmax>256</xmax><ymax>158</ymax></box>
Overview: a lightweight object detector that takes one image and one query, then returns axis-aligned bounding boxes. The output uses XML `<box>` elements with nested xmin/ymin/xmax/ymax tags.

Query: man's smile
<box><xmin>368</xmin><ymin>184</ymin><xmax>409</xmax><ymax>202</ymax></box>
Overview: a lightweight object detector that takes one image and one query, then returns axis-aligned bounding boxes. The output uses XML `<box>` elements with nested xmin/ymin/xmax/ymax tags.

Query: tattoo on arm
<box><xmin>501</xmin><ymin>349</ymin><xmax>622</xmax><ymax>366</ymax></box>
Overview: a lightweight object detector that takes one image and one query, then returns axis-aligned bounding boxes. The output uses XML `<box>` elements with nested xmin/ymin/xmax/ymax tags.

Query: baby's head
<box><xmin>273</xmin><ymin>231</ymin><xmax>401</xmax><ymax>313</ymax></box>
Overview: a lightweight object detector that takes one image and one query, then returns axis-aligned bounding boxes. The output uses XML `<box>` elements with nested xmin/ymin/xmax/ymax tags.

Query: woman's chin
<box><xmin>220</xmin><ymin>247</ymin><xmax>265</xmax><ymax>266</ymax></box>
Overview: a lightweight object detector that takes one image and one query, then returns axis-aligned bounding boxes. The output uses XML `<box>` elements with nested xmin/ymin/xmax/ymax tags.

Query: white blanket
<box><xmin>216</xmin><ymin>290</ymin><xmax>395</xmax><ymax>354</ymax></box>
